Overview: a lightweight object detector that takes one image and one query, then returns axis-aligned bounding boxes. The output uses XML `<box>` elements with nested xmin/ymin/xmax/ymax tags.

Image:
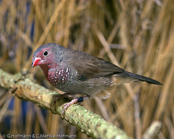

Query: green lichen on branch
<box><xmin>0</xmin><ymin>69</ymin><xmax>131</xmax><ymax>139</ymax></box>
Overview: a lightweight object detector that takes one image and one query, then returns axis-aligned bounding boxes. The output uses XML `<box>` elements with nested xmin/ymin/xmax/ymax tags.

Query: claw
<box><xmin>51</xmin><ymin>94</ymin><xmax>72</xmax><ymax>114</ymax></box>
<box><xmin>51</xmin><ymin>95</ymin><xmax>89</xmax><ymax>117</ymax></box>
<box><xmin>61</xmin><ymin>98</ymin><xmax>79</xmax><ymax>117</ymax></box>
<box><xmin>61</xmin><ymin>96</ymin><xmax>89</xmax><ymax>117</ymax></box>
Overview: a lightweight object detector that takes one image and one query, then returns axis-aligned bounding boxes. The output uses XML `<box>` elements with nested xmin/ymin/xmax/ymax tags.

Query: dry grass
<box><xmin>0</xmin><ymin>0</ymin><xmax>173</xmax><ymax>138</ymax></box>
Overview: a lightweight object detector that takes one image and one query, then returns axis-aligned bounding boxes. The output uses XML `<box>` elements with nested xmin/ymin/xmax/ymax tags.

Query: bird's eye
<box><xmin>43</xmin><ymin>50</ymin><xmax>48</xmax><ymax>56</ymax></box>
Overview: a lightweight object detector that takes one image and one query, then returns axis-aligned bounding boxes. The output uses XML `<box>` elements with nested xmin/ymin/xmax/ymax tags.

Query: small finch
<box><xmin>32</xmin><ymin>43</ymin><xmax>162</xmax><ymax>115</ymax></box>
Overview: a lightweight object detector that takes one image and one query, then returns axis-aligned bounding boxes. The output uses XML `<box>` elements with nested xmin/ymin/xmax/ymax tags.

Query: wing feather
<box><xmin>64</xmin><ymin>50</ymin><xmax>124</xmax><ymax>80</ymax></box>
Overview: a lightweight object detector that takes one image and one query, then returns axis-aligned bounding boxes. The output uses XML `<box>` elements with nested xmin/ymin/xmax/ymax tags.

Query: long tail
<box><xmin>124</xmin><ymin>71</ymin><xmax>162</xmax><ymax>85</ymax></box>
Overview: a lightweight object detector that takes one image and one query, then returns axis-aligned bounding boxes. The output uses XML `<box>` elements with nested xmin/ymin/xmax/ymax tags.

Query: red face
<box><xmin>32</xmin><ymin>47</ymin><xmax>54</xmax><ymax>68</ymax></box>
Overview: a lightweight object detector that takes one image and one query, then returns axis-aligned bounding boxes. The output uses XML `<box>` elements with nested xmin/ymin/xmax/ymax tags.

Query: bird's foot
<box><xmin>51</xmin><ymin>94</ymin><xmax>72</xmax><ymax>112</ymax></box>
<box><xmin>61</xmin><ymin>97</ymin><xmax>87</xmax><ymax>117</ymax></box>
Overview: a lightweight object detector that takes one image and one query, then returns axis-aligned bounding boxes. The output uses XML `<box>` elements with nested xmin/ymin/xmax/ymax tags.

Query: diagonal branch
<box><xmin>0</xmin><ymin>69</ymin><xmax>131</xmax><ymax>139</ymax></box>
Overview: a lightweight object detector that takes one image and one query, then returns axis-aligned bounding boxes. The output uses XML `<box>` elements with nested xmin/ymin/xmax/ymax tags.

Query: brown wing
<box><xmin>66</xmin><ymin>50</ymin><xmax>124</xmax><ymax>80</ymax></box>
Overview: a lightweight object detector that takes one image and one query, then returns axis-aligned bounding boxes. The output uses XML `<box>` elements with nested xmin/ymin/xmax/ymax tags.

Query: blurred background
<box><xmin>0</xmin><ymin>0</ymin><xmax>173</xmax><ymax>139</ymax></box>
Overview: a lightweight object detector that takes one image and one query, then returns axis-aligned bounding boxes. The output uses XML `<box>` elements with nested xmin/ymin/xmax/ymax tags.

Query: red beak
<box><xmin>32</xmin><ymin>57</ymin><xmax>41</xmax><ymax>67</ymax></box>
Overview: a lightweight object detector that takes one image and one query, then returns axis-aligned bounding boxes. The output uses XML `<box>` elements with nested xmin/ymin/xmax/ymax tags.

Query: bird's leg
<box><xmin>61</xmin><ymin>96</ymin><xmax>89</xmax><ymax>116</ymax></box>
<box><xmin>51</xmin><ymin>93</ymin><xmax>73</xmax><ymax>108</ymax></box>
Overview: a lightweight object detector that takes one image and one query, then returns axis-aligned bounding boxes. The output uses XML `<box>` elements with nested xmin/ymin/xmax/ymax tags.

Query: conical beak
<box><xmin>32</xmin><ymin>57</ymin><xmax>41</xmax><ymax>67</ymax></box>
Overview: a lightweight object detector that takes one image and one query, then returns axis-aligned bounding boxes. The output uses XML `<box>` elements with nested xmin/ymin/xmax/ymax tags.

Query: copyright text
<box><xmin>2</xmin><ymin>134</ymin><xmax>77</xmax><ymax>138</ymax></box>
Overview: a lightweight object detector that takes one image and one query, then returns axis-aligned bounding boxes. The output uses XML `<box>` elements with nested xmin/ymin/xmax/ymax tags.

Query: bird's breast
<box><xmin>47</xmin><ymin>67</ymin><xmax>77</xmax><ymax>88</ymax></box>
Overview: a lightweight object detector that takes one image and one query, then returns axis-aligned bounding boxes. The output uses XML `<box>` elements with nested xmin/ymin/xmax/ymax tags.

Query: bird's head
<box><xmin>32</xmin><ymin>43</ymin><xmax>61</xmax><ymax>69</ymax></box>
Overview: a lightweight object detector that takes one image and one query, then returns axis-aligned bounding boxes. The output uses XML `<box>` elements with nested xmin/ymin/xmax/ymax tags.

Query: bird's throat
<box><xmin>40</xmin><ymin>64</ymin><xmax>49</xmax><ymax>78</ymax></box>
<box><xmin>39</xmin><ymin>61</ymin><xmax>58</xmax><ymax>78</ymax></box>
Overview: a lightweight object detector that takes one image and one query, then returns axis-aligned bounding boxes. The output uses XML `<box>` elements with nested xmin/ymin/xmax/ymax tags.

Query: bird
<box><xmin>32</xmin><ymin>43</ymin><xmax>162</xmax><ymax>115</ymax></box>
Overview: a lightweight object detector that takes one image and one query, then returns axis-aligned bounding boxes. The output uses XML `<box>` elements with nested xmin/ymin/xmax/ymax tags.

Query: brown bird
<box><xmin>32</xmin><ymin>43</ymin><xmax>162</xmax><ymax>114</ymax></box>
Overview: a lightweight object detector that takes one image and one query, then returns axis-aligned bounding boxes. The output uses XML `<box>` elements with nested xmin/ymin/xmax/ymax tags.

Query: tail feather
<box><xmin>124</xmin><ymin>71</ymin><xmax>162</xmax><ymax>85</ymax></box>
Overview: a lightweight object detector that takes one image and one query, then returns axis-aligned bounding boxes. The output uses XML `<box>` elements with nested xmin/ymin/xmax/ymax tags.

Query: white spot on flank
<box><xmin>62</xmin><ymin>78</ymin><xmax>64</xmax><ymax>83</ymax></box>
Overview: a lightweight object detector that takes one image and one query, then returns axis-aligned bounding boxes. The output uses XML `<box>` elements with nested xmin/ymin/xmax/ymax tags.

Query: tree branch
<box><xmin>142</xmin><ymin>121</ymin><xmax>162</xmax><ymax>139</ymax></box>
<box><xmin>0</xmin><ymin>69</ymin><xmax>131</xmax><ymax>139</ymax></box>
